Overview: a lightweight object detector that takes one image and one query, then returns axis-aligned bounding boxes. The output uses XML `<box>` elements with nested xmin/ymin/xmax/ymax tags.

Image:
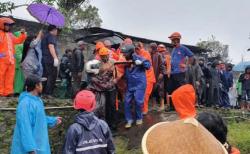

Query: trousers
<box><xmin>143</xmin><ymin>81</ymin><xmax>154</xmax><ymax>113</ymax></box>
<box><xmin>124</xmin><ymin>89</ymin><xmax>145</xmax><ymax>122</ymax></box>
<box><xmin>0</xmin><ymin>63</ymin><xmax>15</xmax><ymax>96</ymax></box>
<box><xmin>42</xmin><ymin>63</ymin><xmax>58</xmax><ymax>95</ymax></box>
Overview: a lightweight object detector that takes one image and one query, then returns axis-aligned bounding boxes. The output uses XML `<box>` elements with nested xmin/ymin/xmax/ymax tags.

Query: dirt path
<box><xmin>116</xmin><ymin>111</ymin><xmax>178</xmax><ymax>149</ymax></box>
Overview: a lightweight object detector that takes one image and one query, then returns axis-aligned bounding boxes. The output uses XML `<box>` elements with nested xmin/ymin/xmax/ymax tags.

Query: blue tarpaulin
<box><xmin>233</xmin><ymin>61</ymin><xmax>250</xmax><ymax>72</ymax></box>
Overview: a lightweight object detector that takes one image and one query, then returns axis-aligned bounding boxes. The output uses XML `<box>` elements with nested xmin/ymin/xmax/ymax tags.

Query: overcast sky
<box><xmin>3</xmin><ymin>0</ymin><xmax>250</xmax><ymax>63</ymax></box>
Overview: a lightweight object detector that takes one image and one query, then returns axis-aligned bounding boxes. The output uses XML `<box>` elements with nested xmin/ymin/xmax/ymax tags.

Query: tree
<box><xmin>197</xmin><ymin>35</ymin><xmax>230</xmax><ymax>62</ymax></box>
<box><xmin>0</xmin><ymin>0</ymin><xmax>102</xmax><ymax>28</ymax></box>
<box><xmin>59</xmin><ymin>0</ymin><xmax>102</xmax><ymax>28</ymax></box>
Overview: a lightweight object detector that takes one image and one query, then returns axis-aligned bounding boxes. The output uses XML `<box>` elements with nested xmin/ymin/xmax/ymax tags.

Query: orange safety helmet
<box><xmin>0</xmin><ymin>17</ymin><xmax>15</xmax><ymax>30</ymax></box>
<box><xmin>74</xmin><ymin>90</ymin><xmax>96</xmax><ymax>112</ymax></box>
<box><xmin>99</xmin><ymin>47</ymin><xmax>109</xmax><ymax>56</ymax></box>
<box><xmin>172</xmin><ymin>84</ymin><xmax>196</xmax><ymax>119</ymax></box>
<box><xmin>95</xmin><ymin>41</ymin><xmax>105</xmax><ymax>50</ymax></box>
<box><xmin>168</xmin><ymin>32</ymin><xmax>182</xmax><ymax>40</ymax></box>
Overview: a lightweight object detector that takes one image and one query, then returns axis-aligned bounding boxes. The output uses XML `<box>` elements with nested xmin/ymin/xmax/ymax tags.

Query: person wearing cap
<box><xmin>121</xmin><ymin>44</ymin><xmax>151</xmax><ymax>128</ymax></box>
<box><xmin>135</xmin><ymin>42</ymin><xmax>156</xmax><ymax>115</ymax></box>
<box><xmin>185</xmin><ymin>57</ymin><xmax>204</xmax><ymax>106</ymax></box>
<box><xmin>198</xmin><ymin>57</ymin><xmax>212</xmax><ymax>106</ymax></box>
<box><xmin>41</xmin><ymin>25</ymin><xmax>59</xmax><ymax>97</ymax></box>
<box><xmin>63</xmin><ymin>90</ymin><xmax>115</xmax><ymax>154</ymax></box>
<box><xmin>168</xmin><ymin>32</ymin><xmax>194</xmax><ymax>94</ymax></box>
<box><xmin>157</xmin><ymin>44</ymin><xmax>171</xmax><ymax>110</ymax></box>
<box><xmin>0</xmin><ymin>17</ymin><xmax>27</xmax><ymax>97</ymax></box>
<box><xmin>218</xmin><ymin>61</ymin><xmax>231</xmax><ymax>108</ymax></box>
<box><xmin>71</xmin><ymin>40</ymin><xmax>87</xmax><ymax>95</ymax></box>
<box><xmin>197</xmin><ymin>112</ymin><xmax>240</xmax><ymax>154</ymax></box>
<box><xmin>87</xmin><ymin>47</ymin><xmax>119</xmax><ymax>130</ymax></box>
<box><xmin>11</xmin><ymin>75</ymin><xmax>62</xmax><ymax>154</ymax></box>
<box><xmin>208</xmin><ymin>60</ymin><xmax>221</xmax><ymax>107</ymax></box>
<box><xmin>88</xmin><ymin>41</ymin><xmax>105</xmax><ymax>61</ymax></box>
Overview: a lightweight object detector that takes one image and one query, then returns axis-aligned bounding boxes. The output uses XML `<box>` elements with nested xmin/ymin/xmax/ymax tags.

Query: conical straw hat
<box><xmin>142</xmin><ymin>118</ymin><xmax>228</xmax><ymax>154</ymax></box>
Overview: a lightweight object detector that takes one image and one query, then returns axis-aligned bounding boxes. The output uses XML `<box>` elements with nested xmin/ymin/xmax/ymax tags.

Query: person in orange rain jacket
<box><xmin>112</xmin><ymin>38</ymin><xmax>134</xmax><ymax>104</ymax></box>
<box><xmin>135</xmin><ymin>42</ymin><xmax>156</xmax><ymax>114</ymax></box>
<box><xmin>89</xmin><ymin>41</ymin><xmax>104</xmax><ymax>61</ymax></box>
<box><xmin>0</xmin><ymin>17</ymin><xmax>27</xmax><ymax>97</ymax></box>
<box><xmin>172</xmin><ymin>84</ymin><xmax>197</xmax><ymax>119</ymax></box>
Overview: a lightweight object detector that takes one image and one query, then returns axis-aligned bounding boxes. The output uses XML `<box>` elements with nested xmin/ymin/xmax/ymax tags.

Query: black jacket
<box><xmin>239</xmin><ymin>66</ymin><xmax>250</xmax><ymax>90</ymax></box>
<box><xmin>72</xmin><ymin>48</ymin><xmax>84</xmax><ymax>73</ymax></box>
<box><xmin>63</xmin><ymin>112</ymin><xmax>115</xmax><ymax>154</ymax></box>
<box><xmin>59</xmin><ymin>54</ymin><xmax>72</xmax><ymax>79</ymax></box>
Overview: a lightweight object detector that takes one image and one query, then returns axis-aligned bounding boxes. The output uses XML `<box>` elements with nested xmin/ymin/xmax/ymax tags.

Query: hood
<box><xmin>75</xmin><ymin>112</ymin><xmax>98</xmax><ymax>131</ymax></box>
<box><xmin>18</xmin><ymin>91</ymin><xmax>40</xmax><ymax>102</ymax></box>
<box><xmin>245</xmin><ymin>65</ymin><xmax>250</xmax><ymax>73</ymax></box>
<box><xmin>172</xmin><ymin>84</ymin><xmax>197</xmax><ymax>119</ymax></box>
<box><xmin>0</xmin><ymin>17</ymin><xmax>15</xmax><ymax>30</ymax></box>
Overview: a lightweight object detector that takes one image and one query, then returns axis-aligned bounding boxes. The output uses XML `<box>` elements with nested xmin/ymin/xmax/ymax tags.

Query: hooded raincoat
<box><xmin>11</xmin><ymin>92</ymin><xmax>57</xmax><ymax>154</ymax></box>
<box><xmin>13</xmin><ymin>31</ymin><xmax>25</xmax><ymax>94</ymax></box>
<box><xmin>0</xmin><ymin>27</ymin><xmax>26</xmax><ymax>96</ymax></box>
<box><xmin>172</xmin><ymin>84</ymin><xmax>197</xmax><ymax>119</ymax></box>
<box><xmin>137</xmin><ymin>49</ymin><xmax>156</xmax><ymax>113</ymax></box>
<box><xmin>63</xmin><ymin>112</ymin><xmax>115</xmax><ymax>154</ymax></box>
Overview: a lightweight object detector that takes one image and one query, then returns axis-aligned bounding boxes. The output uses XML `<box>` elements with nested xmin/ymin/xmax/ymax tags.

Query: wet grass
<box><xmin>228</xmin><ymin>121</ymin><xmax>250</xmax><ymax>154</ymax></box>
<box><xmin>114</xmin><ymin>136</ymin><xmax>142</xmax><ymax>154</ymax></box>
<box><xmin>115</xmin><ymin>120</ymin><xmax>250</xmax><ymax>154</ymax></box>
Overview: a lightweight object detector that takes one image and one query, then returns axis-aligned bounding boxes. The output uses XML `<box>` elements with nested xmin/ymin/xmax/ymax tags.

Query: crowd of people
<box><xmin>0</xmin><ymin>17</ymin><xmax>246</xmax><ymax>154</ymax></box>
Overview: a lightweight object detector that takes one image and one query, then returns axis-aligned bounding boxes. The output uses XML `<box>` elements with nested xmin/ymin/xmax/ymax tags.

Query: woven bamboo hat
<box><xmin>142</xmin><ymin>118</ymin><xmax>228</xmax><ymax>154</ymax></box>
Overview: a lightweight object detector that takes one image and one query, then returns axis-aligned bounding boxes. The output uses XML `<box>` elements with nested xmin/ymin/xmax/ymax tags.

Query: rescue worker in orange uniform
<box><xmin>0</xmin><ymin>17</ymin><xmax>27</xmax><ymax>97</ymax></box>
<box><xmin>112</xmin><ymin>38</ymin><xmax>133</xmax><ymax>104</ymax></box>
<box><xmin>135</xmin><ymin>42</ymin><xmax>156</xmax><ymax>114</ymax></box>
<box><xmin>89</xmin><ymin>41</ymin><xmax>104</xmax><ymax>61</ymax></box>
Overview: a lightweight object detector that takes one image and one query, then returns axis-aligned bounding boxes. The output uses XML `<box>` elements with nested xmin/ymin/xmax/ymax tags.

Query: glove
<box><xmin>135</xmin><ymin>60</ymin><xmax>143</xmax><ymax>65</ymax></box>
<box><xmin>92</xmin><ymin>69</ymin><xmax>99</xmax><ymax>75</ymax></box>
<box><xmin>53</xmin><ymin>58</ymin><xmax>59</xmax><ymax>67</ymax></box>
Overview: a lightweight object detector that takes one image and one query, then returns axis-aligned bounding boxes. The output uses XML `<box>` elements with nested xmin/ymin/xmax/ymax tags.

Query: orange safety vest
<box><xmin>0</xmin><ymin>30</ymin><xmax>27</xmax><ymax>64</ymax></box>
<box><xmin>138</xmin><ymin>49</ymin><xmax>156</xmax><ymax>83</ymax></box>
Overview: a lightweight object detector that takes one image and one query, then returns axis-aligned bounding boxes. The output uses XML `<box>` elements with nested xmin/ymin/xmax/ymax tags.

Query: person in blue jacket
<box><xmin>168</xmin><ymin>32</ymin><xmax>194</xmax><ymax>94</ymax></box>
<box><xmin>11</xmin><ymin>75</ymin><xmax>62</xmax><ymax>154</ymax></box>
<box><xmin>63</xmin><ymin>90</ymin><xmax>115</xmax><ymax>154</ymax></box>
<box><xmin>121</xmin><ymin>44</ymin><xmax>151</xmax><ymax>128</ymax></box>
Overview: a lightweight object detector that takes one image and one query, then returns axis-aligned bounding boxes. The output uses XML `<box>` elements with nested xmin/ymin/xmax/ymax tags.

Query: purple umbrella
<box><xmin>27</xmin><ymin>3</ymin><xmax>65</xmax><ymax>27</ymax></box>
